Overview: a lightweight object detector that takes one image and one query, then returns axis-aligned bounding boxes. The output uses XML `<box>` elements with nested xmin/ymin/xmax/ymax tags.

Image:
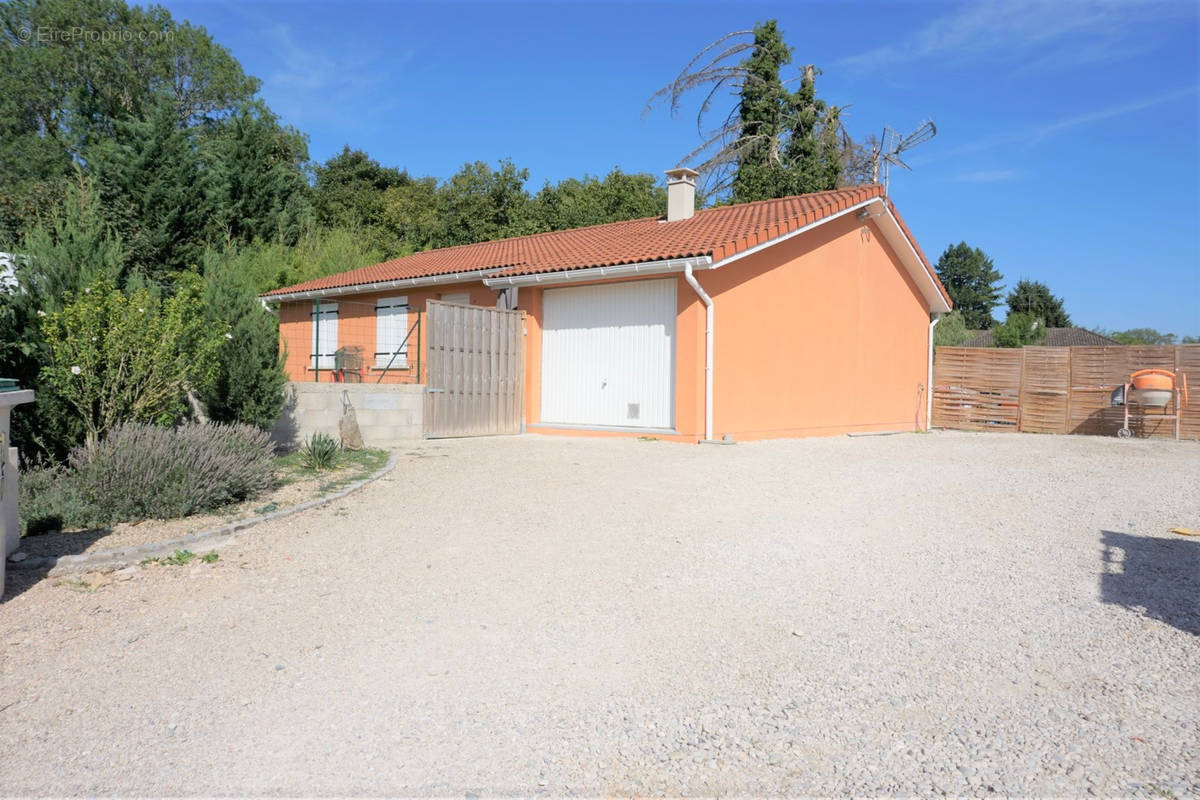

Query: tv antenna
<box><xmin>871</xmin><ymin>120</ymin><xmax>937</xmax><ymax>192</ymax></box>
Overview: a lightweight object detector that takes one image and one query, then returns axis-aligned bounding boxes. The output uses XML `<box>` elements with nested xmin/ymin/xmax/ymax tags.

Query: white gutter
<box><xmin>259</xmin><ymin>267</ymin><xmax>507</xmax><ymax>303</ymax></box>
<box><xmin>927</xmin><ymin>313</ymin><xmax>942</xmax><ymax>431</ymax></box>
<box><xmin>482</xmin><ymin>256</ymin><xmax>711</xmax><ymax>288</ymax></box>
<box><xmin>683</xmin><ymin>263</ymin><xmax>714</xmax><ymax>442</ymax></box>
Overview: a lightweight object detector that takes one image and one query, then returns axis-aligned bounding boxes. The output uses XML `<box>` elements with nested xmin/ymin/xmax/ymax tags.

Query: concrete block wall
<box><xmin>272</xmin><ymin>382</ymin><xmax>424</xmax><ymax>450</ymax></box>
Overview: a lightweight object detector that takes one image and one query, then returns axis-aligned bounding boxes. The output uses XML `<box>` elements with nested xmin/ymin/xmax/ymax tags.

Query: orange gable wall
<box><xmin>277</xmin><ymin>282</ymin><xmax>501</xmax><ymax>384</ymax></box>
<box><xmin>698</xmin><ymin>213</ymin><xmax>931</xmax><ymax>440</ymax></box>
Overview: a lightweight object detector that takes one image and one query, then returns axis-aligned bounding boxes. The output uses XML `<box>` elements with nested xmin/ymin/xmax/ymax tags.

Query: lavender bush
<box><xmin>21</xmin><ymin>423</ymin><xmax>277</xmax><ymax>531</ymax></box>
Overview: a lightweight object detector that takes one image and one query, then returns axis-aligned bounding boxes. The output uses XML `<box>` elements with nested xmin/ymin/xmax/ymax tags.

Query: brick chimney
<box><xmin>664</xmin><ymin>167</ymin><xmax>699</xmax><ymax>221</ymax></box>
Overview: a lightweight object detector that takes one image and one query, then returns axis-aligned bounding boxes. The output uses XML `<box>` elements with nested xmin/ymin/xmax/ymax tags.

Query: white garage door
<box><xmin>541</xmin><ymin>279</ymin><xmax>676</xmax><ymax>429</ymax></box>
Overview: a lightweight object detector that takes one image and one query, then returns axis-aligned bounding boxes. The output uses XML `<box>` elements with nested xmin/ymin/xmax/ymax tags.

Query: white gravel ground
<box><xmin>1</xmin><ymin>431</ymin><xmax>1197</xmax><ymax>797</ymax></box>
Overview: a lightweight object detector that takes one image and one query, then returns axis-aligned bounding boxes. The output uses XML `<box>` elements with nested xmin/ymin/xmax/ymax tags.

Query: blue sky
<box><xmin>158</xmin><ymin>0</ymin><xmax>1200</xmax><ymax>335</ymax></box>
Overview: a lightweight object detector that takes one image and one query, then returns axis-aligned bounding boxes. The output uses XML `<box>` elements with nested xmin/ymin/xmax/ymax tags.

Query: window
<box><xmin>311</xmin><ymin>301</ymin><xmax>338</xmax><ymax>369</ymax></box>
<box><xmin>440</xmin><ymin>291</ymin><xmax>470</xmax><ymax>305</ymax></box>
<box><xmin>375</xmin><ymin>296</ymin><xmax>409</xmax><ymax>368</ymax></box>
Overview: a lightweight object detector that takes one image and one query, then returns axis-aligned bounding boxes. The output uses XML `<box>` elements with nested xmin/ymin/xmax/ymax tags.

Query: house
<box><xmin>261</xmin><ymin>171</ymin><xmax>952</xmax><ymax>442</ymax></box>
<box><xmin>963</xmin><ymin>328</ymin><xmax>1119</xmax><ymax>347</ymax></box>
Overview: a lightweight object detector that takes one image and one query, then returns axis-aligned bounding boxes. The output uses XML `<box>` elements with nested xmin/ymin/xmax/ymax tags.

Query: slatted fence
<box><xmin>933</xmin><ymin>345</ymin><xmax>1198</xmax><ymax>440</ymax></box>
<box><xmin>423</xmin><ymin>300</ymin><xmax>525</xmax><ymax>438</ymax></box>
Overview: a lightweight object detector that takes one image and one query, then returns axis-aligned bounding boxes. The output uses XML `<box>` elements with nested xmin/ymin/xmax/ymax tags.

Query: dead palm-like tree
<box><xmin>643</xmin><ymin>27</ymin><xmax>851</xmax><ymax>200</ymax></box>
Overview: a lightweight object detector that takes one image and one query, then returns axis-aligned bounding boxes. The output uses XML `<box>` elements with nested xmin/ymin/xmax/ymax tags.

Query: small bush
<box><xmin>18</xmin><ymin>464</ymin><xmax>90</xmax><ymax>535</ymax></box>
<box><xmin>45</xmin><ymin>422</ymin><xmax>279</xmax><ymax>527</ymax></box>
<box><xmin>300</xmin><ymin>432</ymin><xmax>340</xmax><ymax>471</ymax></box>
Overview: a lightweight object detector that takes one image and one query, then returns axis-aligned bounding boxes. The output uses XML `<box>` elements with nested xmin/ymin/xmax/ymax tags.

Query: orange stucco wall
<box><xmin>275</xmin><ymin>215</ymin><xmax>932</xmax><ymax>441</ymax></box>
<box><xmin>278</xmin><ymin>282</ymin><xmax>500</xmax><ymax>385</ymax></box>
<box><xmin>699</xmin><ymin>214</ymin><xmax>931</xmax><ymax>440</ymax></box>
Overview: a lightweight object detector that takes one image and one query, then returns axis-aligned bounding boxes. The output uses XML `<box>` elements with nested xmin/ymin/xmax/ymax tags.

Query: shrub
<box><xmin>61</xmin><ymin>422</ymin><xmax>276</xmax><ymax>526</ymax></box>
<box><xmin>199</xmin><ymin>251</ymin><xmax>287</xmax><ymax>429</ymax></box>
<box><xmin>18</xmin><ymin>464</ymin><xmax>89</xmax><ymax>535</ymax></box>
<box><xmin>300</xmin><ymin>432</ymin><xmax>340</xmax><ymax>470</ymax></box>
<box><xmin>932</xmin><ymin>310</ymin><xmax>972</xmax><ymax>348</ymax></box>
<box><xmin>992</xmin><ymin>312</ymin><xmax>1047</xmax><ymax>348</ymax></box>
<box><xmin>41</xmin><ymin>276</ymin><xmax>222</xmax><ymax>444</ymax></box>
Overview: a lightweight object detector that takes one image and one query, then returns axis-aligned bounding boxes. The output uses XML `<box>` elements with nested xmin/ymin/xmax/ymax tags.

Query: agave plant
<box><xmin>300</xmin><ymin>432</ymin><xmax>340</xmax><ymax>471</ymax></box>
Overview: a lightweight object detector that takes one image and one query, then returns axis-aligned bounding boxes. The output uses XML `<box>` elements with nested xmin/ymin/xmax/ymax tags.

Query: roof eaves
<box><xmin>260</xmin><ymin>265</ymin><xmax>512</xmax><ymax>302</ymax></box>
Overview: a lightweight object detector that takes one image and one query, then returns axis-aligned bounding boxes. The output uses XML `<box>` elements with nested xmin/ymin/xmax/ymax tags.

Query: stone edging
<box><xmin>10</xmin><ymin>451</ymin><xmax>399</xmax><ymax>576</ymax></box>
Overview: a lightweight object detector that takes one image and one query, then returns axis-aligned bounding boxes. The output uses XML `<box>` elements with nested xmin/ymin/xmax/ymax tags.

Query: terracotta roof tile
<box><xmin>263</xmin><ymin>184</ymin><xmax>949</xmax><ymax>305</ymax></box>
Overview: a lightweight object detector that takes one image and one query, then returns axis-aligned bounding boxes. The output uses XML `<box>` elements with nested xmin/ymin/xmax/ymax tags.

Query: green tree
<box><xmin>41</xmin><ymin>275</ymin><xmax>221</xmax><ymax>444</ymax></box>
<box><xmin>86</xmin><ymin>99</ymin><xmax>214</xmax><ymax>282</ymax></box>
<box><xmin>781</xmin><ymin>65</ymin><xmax>842</xmax><ymax>196</ymax></box>
<box><xmin>199</xmin><ymin>249</ymin><xmax>286</xmax><ymax>428</ymax></box>
<box><xmin>205</xmin><ymin>103</ymin><xmax>313</xmax><ymax>246</ymax></box>
<box><xmin>730</xmin><ymin>20</ymin><xmax>793</xmax><ymax>202</ymax></box>
<box><xmin>934</xmin><ymin>243</ymin><xmax>1003</xmax><ymax>329</ymax></box>
<box><xmin>1104</xmin><ymin>328</ymin><xmax>1177</xmax><ymax>345</ymax></box>
<box><xmin>932</xmin><ymin>310</ymin><xmax>971</xmax><ymax>348</ymax></box>
<box><xmin>991</xmin><ymin>313</ymin><xmax>1047</xmax><ymax>348</ymax></box>
<box><xmin>526</xmin><ymin>168</ymin><xmax>666</xmax><ymax>232</ymax></box>
<box><xmin>0</xmin><ymin>0</ymin><xmax>258</xmax><ymax>240</ymax></box>
<box><xmin>431</xmin><ymin>160</ymin><xmax>531</xmax><ymax>247</ymax></box>
<box><xmin>200</xmin><ymin>228</ymin><xmax>382</xmax><ymax>297</ymax></box>
<box><xmin>1006</xmin><ymin>279</ymin><xmax>1071</xmax><ymax>327</ymax></box>
<box><xmin>381</xmin><ymin>177</ymin><xmax>440</xmax><ymax>254</ymax></box>
<box><xmin>313</xmin><ymin>146</ymin><xmax>410</xmax><ymax>251</ymax></box>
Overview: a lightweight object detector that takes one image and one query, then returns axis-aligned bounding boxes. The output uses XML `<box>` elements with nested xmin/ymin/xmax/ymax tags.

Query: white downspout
<box><xmin>683</xmin><ymin>264</ymin><xmax>714</xmax><ymax>441</ymax></box>
<box><xmin>927</xmin><ymin>313</ymin><xmax>942</xmax><ymax>431</ymax></box>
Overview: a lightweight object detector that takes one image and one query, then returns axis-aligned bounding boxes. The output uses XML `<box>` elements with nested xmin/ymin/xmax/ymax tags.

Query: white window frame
<box><xmin>311</xmin><ymin>301</ymin><xmax>338</xmax><ymax>370</ymax></box>
<box><xmin>375</xmin><ymin>295</ymin><xmax>409</xmax><ymax>368</ymax></box>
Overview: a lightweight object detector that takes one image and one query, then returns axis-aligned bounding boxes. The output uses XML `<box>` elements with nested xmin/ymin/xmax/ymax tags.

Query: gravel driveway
<box><xmin>2</xmin><ymin>431</ymin><xmax>1197</xmax><ymax>796</ymax></box>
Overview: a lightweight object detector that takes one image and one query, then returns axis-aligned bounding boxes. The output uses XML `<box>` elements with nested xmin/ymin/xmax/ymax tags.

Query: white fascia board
<box><xmin>482</xmin><ymin>256</ymin><xmax>712</xmax><ymax>288</ymax></box>
<box><xmin>878</xmin><ymin>204</ymin><xmax>952</xmax><ymax>314</ymax></box>
<box><xmin>706</xmin><ymin>198</ymin><xmax>877</xmax><ymax>271</ymax></box>
<box><xmin>707</xmin><ymin>196</ymin><xmax>951</xmax><ymax>314</ymax></box>
<box><xmin>259</xmin><ymin>267</ymin><xmax>506</xmax><ymax>304</ymax></box>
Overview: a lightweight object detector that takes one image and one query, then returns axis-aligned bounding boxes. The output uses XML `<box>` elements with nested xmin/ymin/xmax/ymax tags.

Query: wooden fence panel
<box><xmin>1176</xmin><ymin>345</ymin><xmax>1200</xmax><ymax>441</ymax></box>
<box><xmin>1019</xmin><ymin>347</ymin><xmax>1070</xmax><ymax>434</ymax></box>
<box><xmin>933</xmin><ymin>345</ymin><xmax>1197</xmax><ymax>441</ymax></box>
<box><xmin>1069</xmin><ymin>346</ymin><xmax>1177</xmax><ymax>438</ymax></box>
<box><xmin>932</xmin><ymin>347</ymin><xmax>1022</xmax><ymax>431</ymax></box>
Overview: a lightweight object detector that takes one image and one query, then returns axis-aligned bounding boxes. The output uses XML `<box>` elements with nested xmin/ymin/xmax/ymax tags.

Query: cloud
<box><xmin>218</xmin><ymin>4</ymin><xmax>416</xmax><ymax>132</ymax></box>
<box><xmin>913</xmin><ymin>85</ymin><xmax>1198</xmax><ymax>165</ymax></box>
<box><xmin>1029</xmin><ymin>85</ymin><xmax>1199</xmax><ymax>141</ymax></box>
<box><xmin>839</xmin><ymin>0</ymin><xmax>1185</xmax><ymax>73</ymax></box>
<box><xmin>954</xmin><ymin>169</ymin><xmax>1020</xmax><ymax>183</ymax></box>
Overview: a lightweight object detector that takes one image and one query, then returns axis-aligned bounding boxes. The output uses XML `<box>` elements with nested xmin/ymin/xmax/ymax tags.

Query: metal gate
<box><xmin>423</xmin><ymin>300</ymin><xmax>525</xmax><ymax>438</ymax></box>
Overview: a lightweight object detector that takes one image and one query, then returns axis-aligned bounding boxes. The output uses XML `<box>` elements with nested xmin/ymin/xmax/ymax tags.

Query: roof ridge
<box><xmin>374</xmin><ymin>184</ymin><xmax>885</xmax><ymax>266</ymax></box>
<box><xmin>694</xmin><ymin>184</ymin><xmax>882</xmax><ymax>215</ymax></box>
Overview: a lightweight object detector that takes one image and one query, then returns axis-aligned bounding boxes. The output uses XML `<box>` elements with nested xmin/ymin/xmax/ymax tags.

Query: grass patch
<box><xmin>141</xmin><ymin>549</ymin><xmax>219</xmax><ymax>566</ymax></box>
<box><xmin>276</xmin><ymin>446</ymin><xmax>387</xmax><ymax>487</ymax></box>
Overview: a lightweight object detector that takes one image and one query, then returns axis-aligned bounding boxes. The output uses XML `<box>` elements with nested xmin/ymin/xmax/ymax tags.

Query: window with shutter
<box><xmin>375</xmin><ymin>296</ymin><xmax>409</xmax><ymax>368</ymax></box>
<box><xmin>311</xmin><ymin>302</ymin><xmax>338</xmax><ymax>369</ymax></box>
